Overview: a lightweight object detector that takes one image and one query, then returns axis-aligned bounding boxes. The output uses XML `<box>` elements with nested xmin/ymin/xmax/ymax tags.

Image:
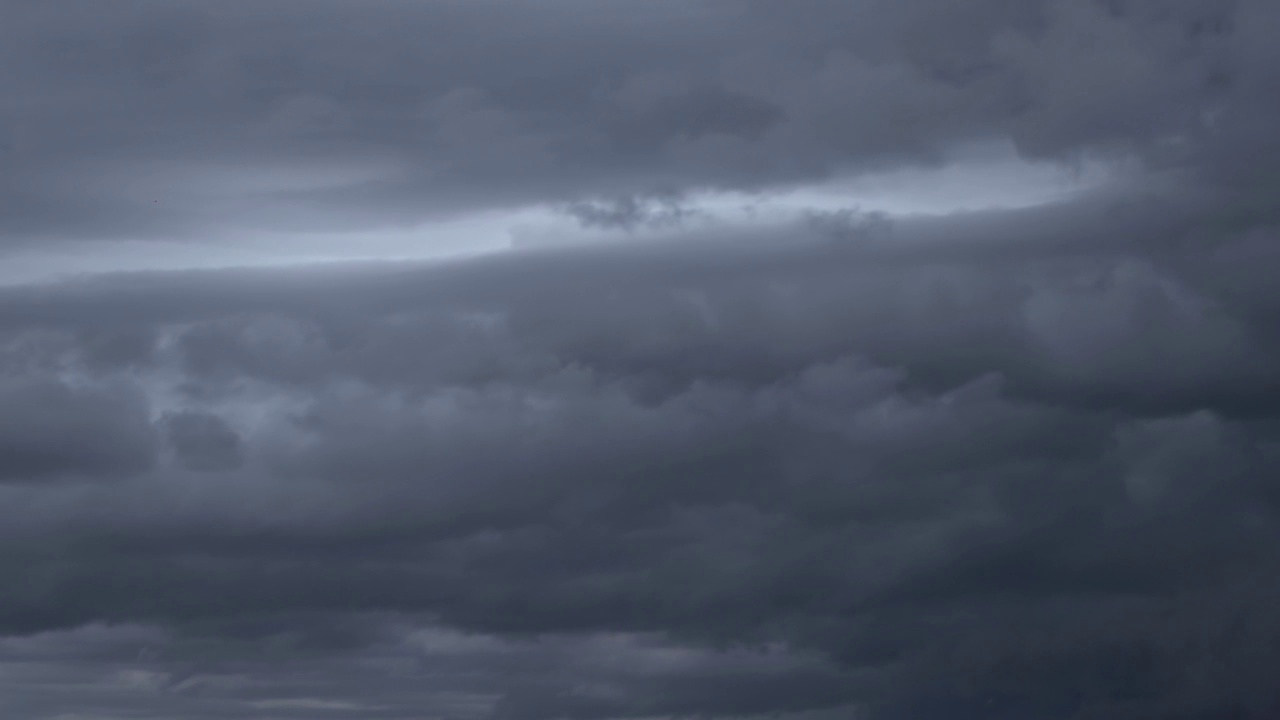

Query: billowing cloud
<box><xmin>2</xmin><ymin>1</ymin><xmax>1280</xmax><ymax>719</ymax></box>
<box><xmin>2</xmin><ymin>0</ymin><xmax>1274</xmax><ymax>248</ymax></box>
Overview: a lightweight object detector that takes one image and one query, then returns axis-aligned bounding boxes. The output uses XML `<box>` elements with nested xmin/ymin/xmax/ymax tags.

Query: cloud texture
<box><xmin>3</xmin><ymin>1</ymin><xmax>1280</xmax><ymax>718</ymax></box>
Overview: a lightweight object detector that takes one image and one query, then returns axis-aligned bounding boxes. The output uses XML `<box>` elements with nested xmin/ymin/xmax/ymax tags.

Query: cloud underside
<box><xmin>3</xmin><ymin>1</ymin><xmax>1280</xmax><ymax>719</ymax></box>
<box><xmin>5</xmin><ymin>192</ymin><xmax>1280</xmax><ymax>718</ymax></box>
<box><xmin>2</xmin><ymin>0</ymin><xmax>1277</xmax><ymax>244</ymax></box>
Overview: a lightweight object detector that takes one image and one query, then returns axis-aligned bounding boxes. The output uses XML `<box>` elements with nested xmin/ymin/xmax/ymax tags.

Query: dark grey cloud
<box><xmin>3</xmin><ymin>184</ymin><xmax>1280</xmax><ymax>717</ymax></box>
<box><xmin>3</xmin><ymin>1</ymin><xmax>1280</xmax><ymax>719</ymax></box>
<box><xmin>161</xmin><ymin>410</ymin><xmax>243</xmax><ymax>473</ymax></box>
<box><xmin>1</xmin><ymin>0</ymin><xmax>1276</xmax><ymax>246</ymax></box>
<box><xmin>802</xmin><ymin>208</ymin><xmax>895</xmax><ymax>244</ymax></box>
<box><xmin>564</xmin><ymin>192</ymin><xmax>705</xmax><ymax>233</ymax></box>
<box><xmin>0</xmin><ymin>378</ymin><xmax>156</xmax><ymax>484</ymax></box>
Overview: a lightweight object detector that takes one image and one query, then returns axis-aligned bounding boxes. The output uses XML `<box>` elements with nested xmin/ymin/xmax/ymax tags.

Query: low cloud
<box><xmin>2</xmin><ymin>1</ymin><xmax>1280</xmax><ymax>718</ymax></box>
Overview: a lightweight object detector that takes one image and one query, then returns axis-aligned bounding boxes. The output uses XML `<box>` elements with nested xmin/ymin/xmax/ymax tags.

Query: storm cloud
<box><xmin>2</xmin><ymin>1</ymin><xmax>1280</xmax><ymax>719</ymax></box>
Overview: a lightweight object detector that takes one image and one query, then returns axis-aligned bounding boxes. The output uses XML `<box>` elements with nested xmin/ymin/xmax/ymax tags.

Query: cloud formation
<box><xmin>2</xmin><ymin>1</ymin><xmax>1280</xmax><ymax>719</ymax></box>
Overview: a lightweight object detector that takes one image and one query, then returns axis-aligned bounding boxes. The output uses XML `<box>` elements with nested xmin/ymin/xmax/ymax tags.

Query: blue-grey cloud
<box><xmin>2</xmin><ymin>2</ymin><xmax>1280</xmax><ymax>719</ymax></box>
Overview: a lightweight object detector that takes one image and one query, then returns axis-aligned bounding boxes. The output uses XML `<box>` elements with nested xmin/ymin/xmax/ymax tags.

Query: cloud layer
<box><xmin>3</xmin><ymin>1</ymin><xmax>1280</xmax><ymax>719</ymax></box>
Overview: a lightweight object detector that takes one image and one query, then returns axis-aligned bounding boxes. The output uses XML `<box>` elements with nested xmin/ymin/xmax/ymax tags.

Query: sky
<box><xmin>2</xmin><ymin>1</ymin><xmax>1280</xmax><ymax>718</ymax></box>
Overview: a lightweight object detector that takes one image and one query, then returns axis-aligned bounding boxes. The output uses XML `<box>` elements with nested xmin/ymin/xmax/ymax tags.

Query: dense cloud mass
<box><xmin>2</xmin><ymin>1</ymin><xmax>1280</xmax><ymax>719</ymax></box>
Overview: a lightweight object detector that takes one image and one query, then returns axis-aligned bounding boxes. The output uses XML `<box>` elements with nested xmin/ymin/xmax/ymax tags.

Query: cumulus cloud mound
<box><xmin>2</xmin><ymin>1</ymin><xmax>1280</xmax><ymax>719</ymax></box>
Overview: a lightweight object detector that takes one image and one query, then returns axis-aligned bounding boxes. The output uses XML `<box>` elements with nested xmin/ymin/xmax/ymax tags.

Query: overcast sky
<box><xmin>2</xmin><ymin>1</ymin><xmax>1280</xmax><ymax>719</ymax></box>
